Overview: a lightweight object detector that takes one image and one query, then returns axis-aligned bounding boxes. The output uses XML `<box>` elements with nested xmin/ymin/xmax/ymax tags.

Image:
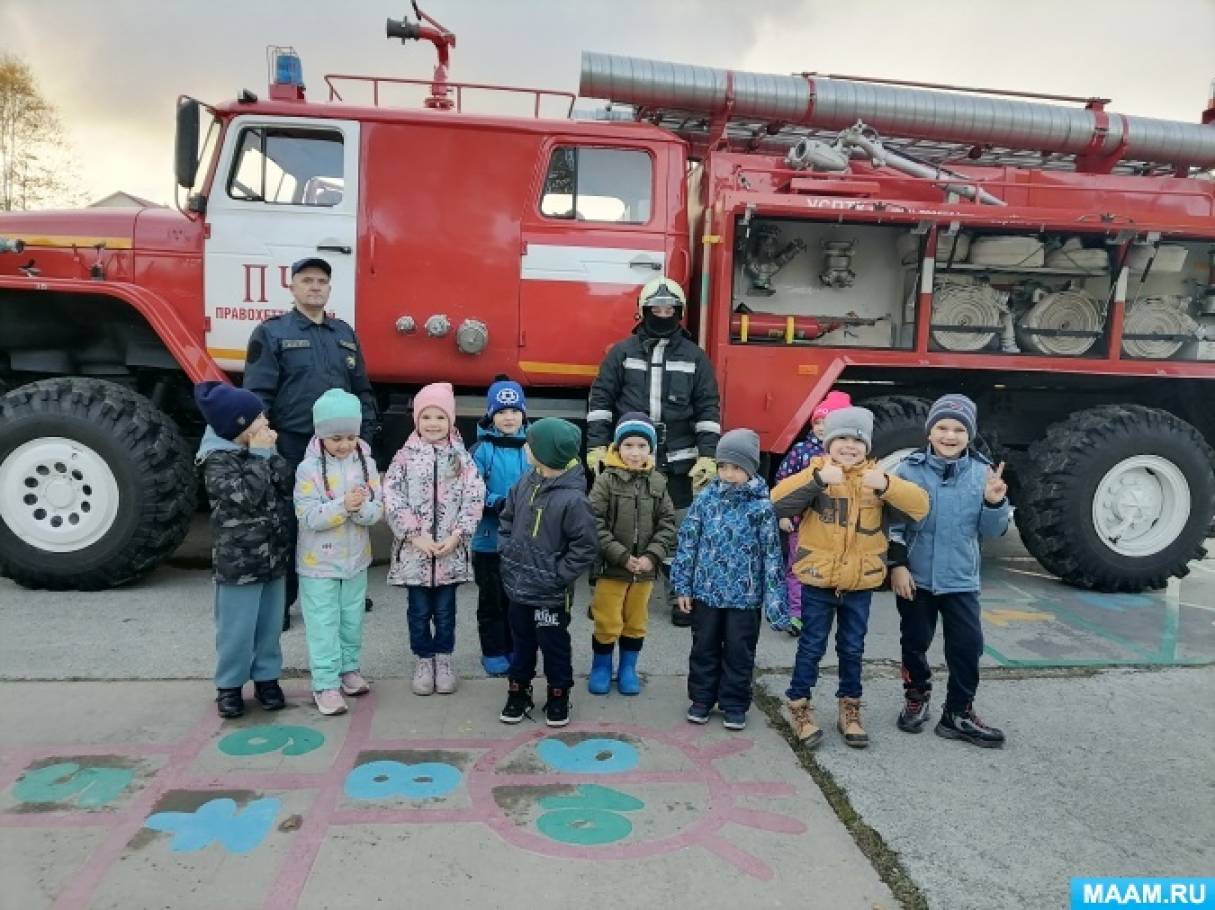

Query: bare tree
<box><xmin>0</xmin><ymin>54</ymin><xmax>79</xmax><ymax>210</ymax></box>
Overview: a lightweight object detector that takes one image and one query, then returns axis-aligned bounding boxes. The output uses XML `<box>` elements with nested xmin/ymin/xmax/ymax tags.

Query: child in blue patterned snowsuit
<box><xmin>672</xmin><ymin>428</ymin><xmax>786</xmax><ymax>731</ymax></box>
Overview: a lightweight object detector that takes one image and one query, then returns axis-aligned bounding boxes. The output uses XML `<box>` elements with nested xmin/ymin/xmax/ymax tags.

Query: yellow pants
<box><xmin>591</xmin><ymin>578</ymin><xmax>653</xmax><ymax>645</ymax></box>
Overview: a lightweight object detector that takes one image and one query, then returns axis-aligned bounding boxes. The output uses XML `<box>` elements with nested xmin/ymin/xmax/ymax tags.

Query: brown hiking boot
<box><xmin>786</xmin><ymin>697</ymin><xmax>823</xmax><ymax>748</ymax></box>
<box><xmin>838</xmin><ymin>697</ymin><xmax>869</xmax><ymax>749</ymax></box>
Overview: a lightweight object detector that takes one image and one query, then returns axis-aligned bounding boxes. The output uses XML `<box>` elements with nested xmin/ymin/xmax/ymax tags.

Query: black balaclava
<box><xmin>642</xmin><ymin>306</ymin><xmax>683</xmax><ymax>338</ymax></box>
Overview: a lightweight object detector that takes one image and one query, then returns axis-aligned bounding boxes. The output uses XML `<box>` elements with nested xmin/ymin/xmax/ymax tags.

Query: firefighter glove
<box><xmin>689</xmin><ymin>456</ymin><xmax>717</xmax><ymax>492</ymax></box>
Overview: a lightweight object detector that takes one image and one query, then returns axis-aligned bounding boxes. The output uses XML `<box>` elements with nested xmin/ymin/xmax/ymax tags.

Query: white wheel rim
<box><xmin>1091</xmin><ymin>455</ymin><xmax>1190</xmax><ymax>557</ymax></box>
<box><xmin>0</xmin><ymin>437</ymin><xmax>121</xmax><ymax>552</ymax></box>
<box><xmin>877</xmin><ymin>447</ymin><xmax>917</xmax><ymax>474</ymax></box>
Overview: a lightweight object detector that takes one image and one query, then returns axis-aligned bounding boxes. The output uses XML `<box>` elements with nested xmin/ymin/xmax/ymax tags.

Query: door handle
<box><xmin>317</xmin><ymin>244</ymin><xmax>352</xmax><ymax>254</ymax></box>
<box><xmin>629</xmin><ymin>256</ymin><xmax>662</xmax><ymax>270</ymax></box>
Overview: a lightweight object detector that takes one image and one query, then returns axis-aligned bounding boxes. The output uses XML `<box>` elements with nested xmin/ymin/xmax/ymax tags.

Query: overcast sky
<box><xmin>3</xmin><ymin>0</ymin><xmax>1213</xmax><ymax>206</ymax></box>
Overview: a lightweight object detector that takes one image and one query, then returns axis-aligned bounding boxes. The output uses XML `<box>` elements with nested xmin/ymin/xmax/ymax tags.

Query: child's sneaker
<box><xmin>216</xmin><ymin>687</ymin><xmax>244</xmax><ymax>718</ymax></box>
<box><xmin>838</xmin><ymin>697</ymin><xmax>869</xmax><ymax>748</ymax></box>
<box><xmin>786</xmin><ymin>616</ymin><xmax>803</xmax><ymax>638</ymax></box>
<box><xmin>786</xmin><ymin>697</ymin><xmax>823</xmax><ymax>748</ymax></box>
<box><xmin>340</xmin><ymin>671</ymin><xmax>371</xmax><ymax>696</ymax></box>
<box><xmin>897</xmin><ymin>688</ymin><xmax>931</xmax><ymax>733</ymax></box>
<box><xmin>935</xmin><ymin>704</ymin><xmax>1005</xmax><ymax>748</ymax></box>
<box><xmin>686</xmin><ymin>702</ymin><xmax>711</xmax><ymax>724</ymax></box>
<box><xmin>411</xmin><ymin>658</ymin><xmax>435</xmax><ymax>696</ymax></box>
<box><xmin>544</xmin><ymin>686</ymin><xmax>571</xmax><ymax>727</ymax></box>
<box><xmin>722</xmin><ymin>711</ymin><xmax>747</xmax><ymax>731</ymax></box>
<box><xmin>434</xmin><ymin>654</ymin><xmax>458</xmax><ymax>694</ymax></box>
<box><xmin>253</xmin><ymin>680</ymin><xmax>285</xmax><ymax>711</ymax></box>
<box><xmin>499</xmin><ymin>681</ymin><xmax>534</xmax><ymax>724</ymax></box>
<box><xmin>314</xmin><ymin>689</ymin><xmax>348</xmax><ymax>716</ymax></box>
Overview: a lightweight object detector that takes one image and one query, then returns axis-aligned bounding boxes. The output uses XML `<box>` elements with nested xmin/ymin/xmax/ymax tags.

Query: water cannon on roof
<box><xmin>386</xmin><ymin>2</ymin><xmax>456</xmax><ymax>110</ymax></box>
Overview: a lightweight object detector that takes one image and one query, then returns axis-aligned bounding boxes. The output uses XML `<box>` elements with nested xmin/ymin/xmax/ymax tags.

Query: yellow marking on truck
<box><xmin>797</xmin><ymin>364</ymin><xmax>820</xmax><ymax>375</ymax></box>
<box><xmin>519</xmin><ymin>360</ymin><xmax>600</xmax><ymax>377</ymax></box>
<box><xmin>982</xmin><ymin>609</ymin><xmax>1056</xmax><ymax>628</ymax></box>
<box><xmin>17</xmin><ymin>235</ymin><xmax>133</xmax><ymax>249</ymax></box>
<box><xmin>208</xmin><ymin>347</ymin><xmax>248</xmax><ymax>362</ymax></box>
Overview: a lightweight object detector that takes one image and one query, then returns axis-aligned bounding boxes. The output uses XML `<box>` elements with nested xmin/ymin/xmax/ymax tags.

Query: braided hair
<box><xmin>320</xmin><ymin>441</ymin><xmax>373</xmax><ymax>500</ymax></box>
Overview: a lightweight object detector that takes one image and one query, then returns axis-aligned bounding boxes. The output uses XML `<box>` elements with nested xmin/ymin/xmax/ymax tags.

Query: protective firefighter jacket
<box><xmin>586</xmin><ymin>326</ymin><xmax>721</xmax><ymax>475</ymax></box>
<box><xmin>293</xmin><ymin>436</ymin><xmax>384</xmax><ymax>580</ymax></box>
<box><xmin>499</xmin><ymin>465</ymin><xmax>598</xmax><ymax>610</ymax></box>
<box><xmin>196</xmin><ymin>427</ymin><xmax>295</xmax><ymax>585</ymax></box>
<box><xmin>771</xmin><ymin>456</ymin><xmax>931</xmax><ymax>592</ymax></box>
<box><xmin>589</xmin><ymin>447</ymin><xmax>678</xmax><ymax>581</ymax></box>
<box><xmin>384</xmin><ymin>434</ymin><xmax>485</xmax><ymax>587</ymax></box>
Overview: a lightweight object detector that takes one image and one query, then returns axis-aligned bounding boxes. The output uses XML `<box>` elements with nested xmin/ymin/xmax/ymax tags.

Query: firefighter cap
<box><xmin>637</xmin><ymin>275</ymin><xmax>687</xmax><ymax>312</ymax></box>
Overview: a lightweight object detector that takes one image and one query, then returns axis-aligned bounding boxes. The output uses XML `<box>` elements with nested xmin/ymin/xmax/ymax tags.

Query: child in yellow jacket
<box><xmin>771</xmin><ymin>406</ymin><xmax>929</xmax><ymax>750</ymax></box>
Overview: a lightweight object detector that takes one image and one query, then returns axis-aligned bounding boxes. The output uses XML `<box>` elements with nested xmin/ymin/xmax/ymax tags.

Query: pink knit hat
<box><xmin>812</xmin><ymin>389</ymin><xmax>852</xmax><ymax>423</ymax></box>
<box><xmin>413</xmin><ymin>382</ymin><xmax>457</xmax><ymax>428</ymax></box>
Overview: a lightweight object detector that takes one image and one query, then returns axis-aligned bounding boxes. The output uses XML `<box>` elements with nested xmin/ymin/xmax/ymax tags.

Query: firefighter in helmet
<box><xmin>585</xmin><ymin>275</ymin><xmax>722</xmax><ymax>627</ymax></box>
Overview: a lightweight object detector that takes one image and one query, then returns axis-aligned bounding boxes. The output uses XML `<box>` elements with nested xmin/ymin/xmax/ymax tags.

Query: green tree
<box><xmin>0</xmin><ymin>54</ymin><xmax>78</xmax><ymax>210</ymax></box>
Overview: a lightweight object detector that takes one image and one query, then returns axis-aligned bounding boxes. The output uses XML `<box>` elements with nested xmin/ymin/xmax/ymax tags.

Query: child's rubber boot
<box><xmin>588</xmin><ymin>649</ymin><xmax>613</xmax><ymax>695</ymax></box>
<box><xmin>616</xmin><ymin>648</ymin><xmax>641</xmax><ymax>696</ymax></box>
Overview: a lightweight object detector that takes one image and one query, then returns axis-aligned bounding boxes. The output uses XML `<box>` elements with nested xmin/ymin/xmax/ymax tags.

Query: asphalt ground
<box><xmin>1</xmin><ymin>519</ymin><xmax>1213</xmax><ymax>909</ymax></box>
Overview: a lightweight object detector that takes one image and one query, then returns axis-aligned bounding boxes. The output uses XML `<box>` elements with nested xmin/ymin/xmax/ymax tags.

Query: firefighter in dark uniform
<box><xmin>585</xmin><ymin>275</ymin><xmax>721</xmax><ymax>627</ymax></box>
<box><xmin>242</xmin><ymin>256</ymin><xmax>378</xmax><ymax>627</ymax></box>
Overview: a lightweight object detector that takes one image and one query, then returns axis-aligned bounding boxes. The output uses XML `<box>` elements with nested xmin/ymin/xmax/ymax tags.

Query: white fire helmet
<box><xmin>637</xmin><ymin>276</ymin><xmax>687</xmax><ymax>315</ymax></box>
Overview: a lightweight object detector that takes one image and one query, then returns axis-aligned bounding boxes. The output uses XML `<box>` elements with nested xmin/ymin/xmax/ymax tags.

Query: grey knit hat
<box><xmin>715</xmin><ymin>428</ymin><xmax>761</xmax><ymax>477</ymax></box>
<box><xmin>822</xmin><ymin>406</ymin><xmax>874</xmax><ymax>453</ymax></box>
<box><xmin>926</xmin><ymin>394</ymin><xmax>977</xmax><ymax>439</ymax></box>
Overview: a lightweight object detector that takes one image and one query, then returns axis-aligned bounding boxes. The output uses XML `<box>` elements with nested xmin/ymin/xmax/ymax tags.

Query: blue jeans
<box><xmin>406</xmin><ymin>584</ymin><xmax>458</xmax><ymax>657</ymax></box>
<box><xmin>786</xmin><ymin>586</ymin><xmax>872</xmax><ymax>700</ymax></box>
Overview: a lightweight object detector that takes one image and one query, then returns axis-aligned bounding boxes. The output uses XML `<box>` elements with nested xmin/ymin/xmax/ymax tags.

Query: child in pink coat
<box><xmin>384</xmin><ymin>383</ymin><xmax>485</xmax><ymax>696</ymax></box>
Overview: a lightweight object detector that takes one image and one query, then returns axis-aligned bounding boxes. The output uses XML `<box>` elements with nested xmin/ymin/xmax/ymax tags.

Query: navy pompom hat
<box><xmin>194</xmin><ymin>381</ymin><xmax>264</xmax><ymax>441</ymax></box>
<box><xmin>486</xmin><ymin>375</ymin><xmax>527</xmax><ymax>419</ymax></box>
<box><xmin>614</xmin><ymin>411</ymin><xmax>657</xmax><ymax>450</ymax></box>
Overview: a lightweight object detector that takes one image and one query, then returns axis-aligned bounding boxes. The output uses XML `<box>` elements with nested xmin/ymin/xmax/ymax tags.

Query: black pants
<box><xmin>508</xmin><ymin>599</ymin><xmax>573</xmax><ymax>690</ymax></box>
<box><xmin>687</xmin><ymin>604</ymin><xmax>761</xmax><ymax>713</ymax></box>
<box><xmin>472</xmin><ymin>552</ymin><xmax>512</xmax><ymax>658</ymax></box>
<box><xmin>276</xmin><ymin>431</ymin><xmax>311</xmax><ymax>611</ymax></box>
<box><xmin>659</xmin><ymin>471</ymin><xmax>693</xmax><ymax>614</ymax></box>
<box><xmin>896</xmin><ymin>589</ymin><xmax>984</xmax><ymax>713</ymax></box>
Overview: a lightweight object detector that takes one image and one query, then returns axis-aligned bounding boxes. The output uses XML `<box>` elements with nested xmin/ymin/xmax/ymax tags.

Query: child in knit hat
<box><xmin>671</xmin><ymin>428</ymin><xmax>786</xmax><ymax>731</ymax></box>
<box><xmin>293</xmin><ymin>389</ymin><xmax>384</xmax><ymax>716</ymax></box>
<box><xmin>773</xmin><ymin>388</ymin><xmax>852</xmax><ymax>635</ymax></box>
<box><xmin>497</xmin><ymin>418</ymin><xmax>598</xmax><ymax>728</ymax></box>
<box><xmin>383</xmin><ymin>383</ymin><xmax>486</xmax><ymax>697</ymax></box>
<box><xmin>193</xmin><ymin>380</ymin><xmax>295</xmax><ymax>719</ymax></box>
<box><xmin>887</xmin><ymin>394</ymin><xmax>1011</xmax><ymax>747</ymax></box>
<box><xmin>771</xmin><ymin>407</ymin><xmax>930</xmax><ymax>750</ymax></box>
<box><xmin>470</xmin><ymin>376</ymin><xmax>530</xmax><ymax>677</ymax></box>
<box><xmin>586</xmin><ymin>412</ymin><xmax>678</xmax><ymax>696</ymax></box>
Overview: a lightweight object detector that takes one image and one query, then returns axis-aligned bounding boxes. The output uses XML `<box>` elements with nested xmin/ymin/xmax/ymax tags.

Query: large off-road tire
<box><xmin>1016</xmin><ymin>405</ymin><xmax>1215</xmax><ymax>592</ymax></box>
<box><xmin>0</xmin><ymin>378</ymin><xmax>196</xmax><ymax>590</ymax></box>
<box><xmin>865</xmin><ymin>395</ymin><xmax>934</xmax><ymax>470</ymax></box>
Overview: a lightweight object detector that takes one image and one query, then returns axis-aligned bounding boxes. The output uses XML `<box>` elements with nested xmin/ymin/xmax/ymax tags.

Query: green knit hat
<box><xmin>312</xmin><ymin>388</ymin><xmax>361</xmax><ymax>438</ymax></box>
<box><xmin>527</xmin><ymin>417</ymin><xmax>582</xmax><ymax>470</ymax></box>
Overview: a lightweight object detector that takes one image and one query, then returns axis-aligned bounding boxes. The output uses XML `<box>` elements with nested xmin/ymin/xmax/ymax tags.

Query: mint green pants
<box><xmin>299</xmin><ymin>572</ymin><xmax>368</xmax><ymax>692</ymax></box>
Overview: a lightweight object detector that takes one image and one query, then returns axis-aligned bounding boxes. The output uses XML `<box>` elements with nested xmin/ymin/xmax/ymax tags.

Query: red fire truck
<box><xmin>2</xmin><ymin>9</ymin><xmax>1213</xmax><ymax>594</ymax></box>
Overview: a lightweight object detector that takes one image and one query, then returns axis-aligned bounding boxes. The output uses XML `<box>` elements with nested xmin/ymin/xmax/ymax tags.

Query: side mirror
<box><xmin>175</xmin><ymin>97</ymin><xmax>201</xmax><ymax>189</ymax></box>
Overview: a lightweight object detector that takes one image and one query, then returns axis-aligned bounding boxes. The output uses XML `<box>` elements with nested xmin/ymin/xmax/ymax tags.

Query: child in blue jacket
<box><xmin>470</xmin><ymin>377</ymin><xmax>530</xmax><ymax>677</ymax></box>
<box><xmin>672</xmin><ymin>428</ymin><xmax>786</xmax><ymax>731</ymax></box>
<box><xmin>887</xmin><ymin>394</ymin><xmax>1012</xmax><ymax>748</ymax></box>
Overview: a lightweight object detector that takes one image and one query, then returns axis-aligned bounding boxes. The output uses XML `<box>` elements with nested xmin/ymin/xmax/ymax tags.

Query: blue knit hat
<box><xmin>486</xmin><ymin>376</ymin><xmax>527</xmax><ymax>418</ymax></box>
<box><xmin>614</xmin><ymin>411</ymin><xmax>657</xmax><ymax>450</ymax></box>
<box><xmin>194</xmin><ymin>381</ymin><xmax>264</xmax><ymax>441</ymax></box>
<box><xmin>312</xmin><ymin>388</ymin><xmax>361</xmax><ymax>438</ymax></box>
<box><xmin>926</xmin><ymin>394</ymin><xmax>977</xmax><ymax>439</ymax></box>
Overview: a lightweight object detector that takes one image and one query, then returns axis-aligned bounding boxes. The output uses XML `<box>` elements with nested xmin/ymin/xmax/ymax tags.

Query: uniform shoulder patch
<box><xmin>338</xmin><ymin>339</ymin><xmax>359</xmax><ymax>352</ymax></box>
